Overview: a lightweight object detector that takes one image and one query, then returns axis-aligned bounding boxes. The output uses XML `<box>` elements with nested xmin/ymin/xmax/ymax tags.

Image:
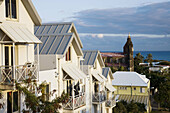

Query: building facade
<box><xmin>81</xmin><ymin>50</ymin><xmax>116</xmax><ymax>113</ymax></box>
<box><xmin>112</xmin><ymin>71</ymin><xmax>150</xmax><ymax>112</ymax></box>
<box><xmin>35</xmin><ymin>23</ymin><xmax>87</xmax><ymax>113</ymax></box>
<box><xmin>0</xmin><ymin>0</ymin><xmax>41</xmax><ymax>112</ymax></box>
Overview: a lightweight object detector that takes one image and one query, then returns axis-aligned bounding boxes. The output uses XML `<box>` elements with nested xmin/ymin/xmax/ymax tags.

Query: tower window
<box><xmin>5</xmin><ymin>0</ymin><xmax>17</xmax><ymax>19</ymax></box>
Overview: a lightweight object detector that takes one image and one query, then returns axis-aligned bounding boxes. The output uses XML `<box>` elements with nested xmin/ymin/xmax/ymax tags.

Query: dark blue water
<box><xmin>134</xmin><ymin>51</ymin><xmax>170</xmax><ymax>61</ymax></box>
<box><xmin>102</xmin><ymin>51</ymin><xmax>170</xmax><ymax>61</ymax></box>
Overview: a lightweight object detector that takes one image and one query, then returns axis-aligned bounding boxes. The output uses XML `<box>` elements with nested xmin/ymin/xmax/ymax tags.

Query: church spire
<box><xmin>128</xmin><ymin>32</ymin><xmax>131</xmax><ymax>39</ymax></box>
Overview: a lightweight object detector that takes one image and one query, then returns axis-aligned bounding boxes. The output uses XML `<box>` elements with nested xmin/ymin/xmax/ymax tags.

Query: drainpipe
<box><xmin>1</xmin><ymin>44</ymin><xmax>3</xmax><ymax>65</ymax></box>
<box><xmin>72</xmin><ymin>81</ymin><xmax>75</xmax><ymax>110</ymax></box>
<box><xmin>37</xmin><ymin>44</ymin><xmax>40</xmax><ymax>81</ymax></box>
<box><xmin>13</xmin><ymin>43</ymin><xmax>15</xmax><ymax>83</ymax></box>
<box><xmin>58</xmin><ymin>58</ymin><xmax>60</xmax><ymax>96</ymax></box>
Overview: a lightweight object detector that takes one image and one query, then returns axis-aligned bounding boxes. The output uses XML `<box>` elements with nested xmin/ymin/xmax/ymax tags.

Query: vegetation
<box><xmin>16</xmin><ymin>78</ymin><xmax>68</xmax><ymax>113</ymax></box>
<box><xmin>134</xmin><ymin>53</ymin><xmax>170</xmax><ymax>111</ymax></box>
<box><xmin>158</xmin><ymin>61</ymin><xmax>170</xmax><ymax>65</ymax></box>
<box><xmin>113</xmin><ymin>100</ymin><xmax>146</xmax><ymax>113</ymax></box>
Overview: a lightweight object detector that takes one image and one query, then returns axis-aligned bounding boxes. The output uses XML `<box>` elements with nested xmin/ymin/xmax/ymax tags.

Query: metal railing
<box><xmin>105</xmin><ymin>98</ymin><xmax>116</xmax><ymax>107</ymax></box>
<box><xmin>0</xmin><ymin>63</ymin><xmax>37</xmax><ymax>85</ymax></box>
<box><xmin>63</xmin><ymin>93</ymin><xmax>86</xmax><ymax>110</ymax></box>
<box><xmin>92</xmin><ymin>91</ymin><xmax>106</xmax><ymax>103</ymax></box>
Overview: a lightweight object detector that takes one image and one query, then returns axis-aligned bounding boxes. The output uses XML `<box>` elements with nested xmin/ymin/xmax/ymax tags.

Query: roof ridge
<box><xmin>41</xmin><ymin>22</ymin><xmax>73</xmax><ymax>26</ymax></box>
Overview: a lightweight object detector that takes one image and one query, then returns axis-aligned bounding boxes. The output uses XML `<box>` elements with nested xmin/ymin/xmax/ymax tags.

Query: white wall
<box><xmin>39</xmin><ymin>69</ymin><xmax>58</xmax><ymax>101</ymax></box>
<box><xmin>39</xmin><ymin>55</ymin><xmax>56</xmax><ymax>71</ymax></box>
<box><xmin>0</xmin><ymin>0</ymin><xmax>34</xmax><ymax>32</ymax></box>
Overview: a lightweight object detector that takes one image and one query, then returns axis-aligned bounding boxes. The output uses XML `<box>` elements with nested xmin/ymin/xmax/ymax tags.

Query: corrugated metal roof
<box><xmin>34</xmin><ymin>34</ymin><xmax>73</xmax><ymax>55</ymax></box>
<box><xmin>34</xmin><ymin>23</ymin><xmax>83</xmax><ymax>55</ymax></box>
<box><xmin>115</xmin><ymin>94</ymin><xmax>148</xmax><ymax>105</ymax></box>
<box><xmin>106</xmin><ymin>83</ymin><xmax>116</xmax><ymax>92</ymax></box>
<box><xmin>0</xmin><ymin>23</ymin><xmax>41</xmax><ymax>44</ymax></box>
<box><xmin>34</xmin><ymin>23</ymin><xmax>72</xmax><ymax>35</ymax></box>
<box><xmin>62</xmin><ymin>63</ymin><xmax>86</xmax><ymax>80</ymax></box>
<box><xmin>112</xmin><ymin>71</ymin><xmax>149</xmax><ymax>86</ymax></box>
<box><xmin>102</xmin><ymin>67</ymin><xmax>110</xmax><ymax>78</ymax></box>
<box><xmin>83</xmin><ymin>50</ymin><xmax>98</xmax><ymax>65</ymax></box>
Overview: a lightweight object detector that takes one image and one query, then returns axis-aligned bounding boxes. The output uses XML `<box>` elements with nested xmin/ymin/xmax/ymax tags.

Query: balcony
<box><xmin>105</xmin><ymin>98</ymin><xmax>116</xmax><ymax>108</ymax></box>
<box><xmin>0</xmin><ymin>63</ymin><xmax>38</xmax><ymax>90</ymax></box>
<box><xmin>63</xmin><ymin>93</ymin><xmax>86</xmax><ymax>110</ymax></box>
<box><xmin>92</xmin><ymin>91</ymin><xmax>106</xmax><ymax>104</ymax></box>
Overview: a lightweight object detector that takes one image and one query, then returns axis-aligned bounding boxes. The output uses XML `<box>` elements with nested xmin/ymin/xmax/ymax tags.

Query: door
<box><xmin>7</xmin><ymin>92</ymin><xmax>12</xmax><ymax>113</ymax></box>
<box><xmin>5</xmin><ymin>46</ymin><xmax>13</xmax><ymax>66</ymax></box>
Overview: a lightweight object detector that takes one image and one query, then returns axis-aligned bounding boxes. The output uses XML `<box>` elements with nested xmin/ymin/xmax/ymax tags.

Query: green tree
<box><xmin>127</xmin><ymin>101</ymin><xmax>139</xmax><ymax>113</ymax></box>
<box><xmin>145</xmin><ymin>53</ymin><xmax>153</xmax><ymax>66</ymax></box>
<box><xmin>113</xmin><ymin>102</ymin><xmax>127</xmax><ymax>113</ymax></box>
<box><xmin>134</xmin><ymin>53</ymin><xmax>145</xmax><ymax>73</ymax></box>
<box><xmin>154</xmin><ymin>73</ymin><xmax>170</xmax><ymax>110</ymax></box>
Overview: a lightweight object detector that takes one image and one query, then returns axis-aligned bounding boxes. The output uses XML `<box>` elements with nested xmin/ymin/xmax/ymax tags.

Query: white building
<box><xmin>35</xmin><ymin>23</ymin><xmax>87</xmax><ymax>113</ymax></box>
<box><xmin>0</xmin><ymin>0</ymin><xmax>41</xmax><ymax>112</ymax></box>
<box><xmin>102</xmin><ymin>67</ymin><xmax>116</xmax><ymax>113</ymax></box>
<box><xmin>81</xmin><ymin>50</ymin><xmax>116</xmax><ymax>113</ymax></box>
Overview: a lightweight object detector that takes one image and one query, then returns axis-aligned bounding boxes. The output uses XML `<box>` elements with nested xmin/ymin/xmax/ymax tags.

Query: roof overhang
<box><xmin>22</xmin><ymin>0</ymin><xmax>42</xmax><ymax>26</ymax></box>
<box><xmin>63</xmin><ymin>33</ymin><xmax>83</xmax><ymax>57</ymax></box>
<box><xmin>106</xmin><ymin>83</ymin><xmax>116</xmax><ymax>92</ymax></box>
<box><xmin>97</xmin><ymin>51</ymin><xmax>105</xmax><ymax>68</ymax></box>
<box><xmin>62</xmin><ymin>63</ymin><xmax>86</xmax><ymax>80</ymax></box>
<box><xmin>69</xmin><ymin>23</ymin><xmax>83</xmax><ymax>48</ymax></box>
<box><xmin>0</xmin><ymin>23</ymin><xmax>41</xmax><ymax>44</ymax></box>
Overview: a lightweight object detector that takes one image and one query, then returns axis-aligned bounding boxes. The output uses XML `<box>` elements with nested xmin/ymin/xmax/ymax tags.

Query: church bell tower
<box><xmin>123</xmin><ymin>33</ymin><xmax>134</xmax><ymax>71</ymax></box>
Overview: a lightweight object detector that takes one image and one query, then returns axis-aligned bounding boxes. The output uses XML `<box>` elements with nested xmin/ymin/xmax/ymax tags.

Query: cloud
<box><xmin>72</xmin><ymin>2</ymin><xmax>170</xmax><ymax>51</ymax></box>
<box><xmin>79</xmin><ymin>33</ymin><xmax>170</xmax><ymax>38</ymax></box>
<box><xmin>73</xmin><ymin>2</ymin><xmax>170</xmax><ymax>35</ymax></box>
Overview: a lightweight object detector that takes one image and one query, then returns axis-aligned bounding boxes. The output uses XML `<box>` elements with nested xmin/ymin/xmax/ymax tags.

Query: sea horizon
<box><xmin>101</xmin><ymin>51</ymin><xmax>170</xmax><ymax>61</ymax></box>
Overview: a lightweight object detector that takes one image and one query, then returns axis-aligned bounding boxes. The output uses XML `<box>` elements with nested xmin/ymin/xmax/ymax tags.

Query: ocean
<box><xmin>133</xmin><ymin>51</ymin><xmax>170</xmax><ymax>61</ymax></box>
<box><xmin>102</xmin><ymin>51</ymin><xmax>170</xmax><ymax>61</ymax></box>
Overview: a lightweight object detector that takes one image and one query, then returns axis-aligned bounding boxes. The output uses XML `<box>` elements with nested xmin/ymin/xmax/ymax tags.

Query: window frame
<box><xmin>5</xmin><ymin>0</ymin><xmax>18</xmax><ymax>21</ymax></box>
<box><xmin>65</xmin><ymin>47</ymin><xmax>71</xmax><ymax>61</ymax></box>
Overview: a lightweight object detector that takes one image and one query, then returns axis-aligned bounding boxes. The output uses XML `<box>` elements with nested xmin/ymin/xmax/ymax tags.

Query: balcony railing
<box><xmin>0</xmin><ymin>63</ymin><xmax>38</xmax><ymax>85</ymax></box>
<box><xmin>92</xmin><ymin>91</ymin><xmax>106</xmax><ymax>103</ymax></box>
<box><xmin>63</xmin><ymin>93</ymin><xmax>86</xmax><ymax>110</ymax></box>
<box><xmin>105</xmin><ymin>98</ymin><xmax>116</xmax><ymax>107</ymax></box>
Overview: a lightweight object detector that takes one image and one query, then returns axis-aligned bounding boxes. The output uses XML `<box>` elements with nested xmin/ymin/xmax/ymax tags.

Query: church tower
<box><xmin>123</xmin><ymin>33</ymin><xmax>134</xmax><ymax>71</ymax></box>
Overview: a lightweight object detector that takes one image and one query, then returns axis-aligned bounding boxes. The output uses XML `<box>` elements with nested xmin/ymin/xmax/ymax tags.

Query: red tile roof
<box><xmin>101</xmin><ymin>52</ymin><xmax>125</xmax><ymax>58</ymax></box>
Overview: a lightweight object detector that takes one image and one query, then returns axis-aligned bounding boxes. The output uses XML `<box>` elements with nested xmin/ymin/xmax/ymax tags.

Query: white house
<box><xmin>102</xmin><ymin>67</ymin><xmax>116</xmax><ymax>113</ymax></box>
<box><xmin>81</xmin><ymin>50</ymin><xmax>116</xmax><ymax>113</ymax></box>
<box><xmin>35</xmin><ymin>22</ymin><xmax>87</xmax><ymax>113</ymax></box>
<box><xmin>0</xmin><ymin>0</ymin><xmax>41</xmax><ymax>112</ymax></box>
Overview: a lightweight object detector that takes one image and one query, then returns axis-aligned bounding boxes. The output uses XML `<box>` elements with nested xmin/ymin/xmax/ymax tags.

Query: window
<box><xmin>140</xmin><ymin>87</ymin><xmax>145</xmax><ymax>93</ymax></box>
<box><xmin>5</xmin><ymin>0</ymin><xmax>17</xmax><ymax>19</ymax></box>
<box><xmin>65</xmin><ymin>47</ymin><xmax>71</xmax><ymax>61</ymax></box>
<box><xmin>119</xmin><ymin>87</ymin><xmax>127</xmax><ymax>90</ymax></box>
<box><xmin>134</xmin><ymin>87</ymin><xmax>136</xmax><ymax>90</ymax></box>
<box><xmin>45</xmin><ymin>84</ymin><xmax>50</xmax><ymax>101</ymax></box>
<box><xmin>13</xmin><ymin>91</ymin><xmax>18</xmax><ymax>112</ymax></box>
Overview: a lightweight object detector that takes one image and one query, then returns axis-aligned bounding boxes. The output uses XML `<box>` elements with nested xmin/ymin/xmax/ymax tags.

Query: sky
<box><xmin>32</xmin><ymin>0</ymin><xmax>170</xmax><ymax>51</ymax></box>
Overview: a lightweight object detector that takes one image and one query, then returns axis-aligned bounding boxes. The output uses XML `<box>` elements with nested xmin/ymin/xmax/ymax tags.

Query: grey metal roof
<box><xmin>34</xmin><ymin>23</ymin><xmax>83</xmax><ymax>55</ymax></box>
<box><xmin>112</xmin><ymin>71</ymin><xmax>149</xmax><ymax>86</ymax></box>
<box><xmin>102</xmin><ymin>67</ymin><xmax>110</xmax><ymax>78</ymax></box>
<box><xmin>34</xmin><ymin>34</ymin><xmax>73</xmax><ymax>55</ymax></box>
<box><xmin>83</xmin><ymin>50</ymin><xmax>98</xmax><ymax>65</ymax></box>
<box><xmin>34</xmin><ymin>22</ymin><xmax>72</xmax><ymax>35</ymax></box>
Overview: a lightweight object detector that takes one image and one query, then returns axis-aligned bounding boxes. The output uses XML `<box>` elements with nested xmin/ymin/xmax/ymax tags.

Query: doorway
<box><xmin>7</xmin><ymin>92</ymin><xmax>12</xmax><ymax>113</ymax></box>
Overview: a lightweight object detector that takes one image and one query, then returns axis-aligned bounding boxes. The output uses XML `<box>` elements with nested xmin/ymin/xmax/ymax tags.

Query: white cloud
<box><xmin>79</xmin><ymin>33</ymin><xmax>170</xmax><ymax>38</ymax></box>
